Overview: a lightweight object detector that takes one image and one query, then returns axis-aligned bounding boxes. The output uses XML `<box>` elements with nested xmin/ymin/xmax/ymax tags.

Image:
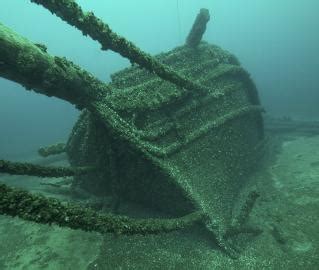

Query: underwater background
<box><xmin>1</xmin><ymin>0</ymin><xmax>318</xmax><ymax>159</ymax></box>
<box><xmin>0</xmin><ymin>1</ymin><xmax>319</xmax><ymax>269</ymax></box>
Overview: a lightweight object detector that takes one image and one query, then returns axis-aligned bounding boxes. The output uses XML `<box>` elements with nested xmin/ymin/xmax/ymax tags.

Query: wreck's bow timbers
<box><xmin>0</xmin><ymin>0</ymin><xmax>264</xmax><ymax>257</ymax></box>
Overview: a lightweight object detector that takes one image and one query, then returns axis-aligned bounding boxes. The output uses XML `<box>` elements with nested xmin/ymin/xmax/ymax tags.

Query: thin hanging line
<box><xmin>176</xmin><ymin>0</ymin><xmax>183</xmax><ymax>44</ymax></box>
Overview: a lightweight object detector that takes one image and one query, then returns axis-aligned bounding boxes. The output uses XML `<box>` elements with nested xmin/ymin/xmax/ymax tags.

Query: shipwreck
<box><xmin>0</xmin><ymin>0</ymin><xmax>265</xmax><ymax>259</ymax></box>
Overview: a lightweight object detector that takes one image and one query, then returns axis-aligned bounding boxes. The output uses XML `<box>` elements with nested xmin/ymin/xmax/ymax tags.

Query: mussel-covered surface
<box><xmin>67</xmin><ymin>41</ymin><xmax>265</xmax><ymax>252</ymax></box>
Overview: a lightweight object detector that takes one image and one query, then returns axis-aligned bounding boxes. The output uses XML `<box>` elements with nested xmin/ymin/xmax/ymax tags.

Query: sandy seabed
<box><xmin>0</xmin><ymin>132</ymin><xmax>318</xmax><ymax>269</ymax></box>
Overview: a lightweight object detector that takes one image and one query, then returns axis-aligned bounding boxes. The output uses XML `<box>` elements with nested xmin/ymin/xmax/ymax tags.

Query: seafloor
<box><xmin>0</xmin><ymin>121</ymin><xmax>318</xmax><ymax>269</ymax></box>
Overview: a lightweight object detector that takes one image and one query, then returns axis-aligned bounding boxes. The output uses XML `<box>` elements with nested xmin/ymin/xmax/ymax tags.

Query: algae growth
<box><xmin>1</xmin><ymin>0</ymin><xmax>317</xmax><ymax>269</ymax></box>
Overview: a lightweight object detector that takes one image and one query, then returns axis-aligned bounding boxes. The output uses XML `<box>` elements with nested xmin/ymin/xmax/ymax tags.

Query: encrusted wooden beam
<box><xmin>0</xmin><ymin>183</ymin><xmax>207</xmax><ymax>235</ymax></box>
<box><xmin>38</xmin><ymin>143</ymin><xmax>66</xmax><ymax>157</ymax></box>
<box><xmin>186</xmin><ymin>8</ymin><xmax>210</xmax><ymax>48</ymax></box>
<box><xmin>0</xmin><ymin>159</ymin><xmax>94</xmax><ymax>178</ymax></box>
<box><xmin>0</xmin><ymin>22</ymin><xmax>111</xmax><ymax>109</ymax></box>
<box><xmin>30</xmin><ymin>0</ymin><xmax>209</xmax><ymax>96</ymax></box>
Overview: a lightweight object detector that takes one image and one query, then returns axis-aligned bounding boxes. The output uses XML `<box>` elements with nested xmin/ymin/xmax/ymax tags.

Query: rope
<box><xmin>176</xmin><ymin>0</ymin><xmax>183</xmax><ymax>44</ymax></box>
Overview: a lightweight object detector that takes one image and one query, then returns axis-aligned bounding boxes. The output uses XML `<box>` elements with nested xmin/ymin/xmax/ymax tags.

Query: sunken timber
<box><xmin>0</xmin><ymin>1</ymin><xmax>265</xmax><ymax>257</ymax></box>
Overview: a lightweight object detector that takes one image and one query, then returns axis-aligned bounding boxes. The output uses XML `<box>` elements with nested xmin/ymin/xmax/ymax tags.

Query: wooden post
<box><xmin>186</xmin><ymin>8</ymin><xmax>210</xmax><ymax>48</ymax></box>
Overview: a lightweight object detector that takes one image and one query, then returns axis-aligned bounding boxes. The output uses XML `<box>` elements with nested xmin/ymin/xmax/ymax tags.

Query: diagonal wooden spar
<box><xmin>30</xmin><ymin>0</ymin><xmax>210</xmax><ymax>96</ymax></box>
<box><xmin>0</xmin><ymin>5</ymin><xmax>213</xmax><ymax>237</ymax></box>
